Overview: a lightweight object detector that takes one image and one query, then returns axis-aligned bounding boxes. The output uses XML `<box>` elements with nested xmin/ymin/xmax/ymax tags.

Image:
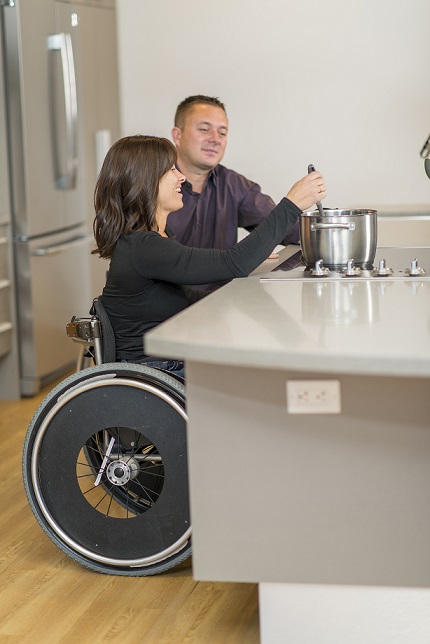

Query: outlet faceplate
<box><xmin>286</xmin><ymin>380</ymin><xmax>341</xmax><ymax>414</ymax></box>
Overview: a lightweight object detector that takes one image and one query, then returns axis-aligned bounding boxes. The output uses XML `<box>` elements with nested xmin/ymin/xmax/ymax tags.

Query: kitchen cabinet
<box><xmin>61</xmin><ymin>0</ymin><xmax>115</xmax><ymax>7</ymax></box>
<box><xmin>146</xmin><ymin>246</ymin><xmax>430</xmax><ymax>642</ymax></box>
<box><xmin>377</xmin><ymin>210</ymin><xmax>430</xmax><ymax>247</ymax></box>
<box><xmin>0</xmin><ymin>18</ymin><xmax>20</xmax><ymax>399</ymax></box>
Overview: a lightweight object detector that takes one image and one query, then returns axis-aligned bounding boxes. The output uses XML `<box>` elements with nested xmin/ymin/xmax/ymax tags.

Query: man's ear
<box><xmin>171</xmin><ymin>127</ymin><xmax>181</xmax><ymax>146</ymax></box>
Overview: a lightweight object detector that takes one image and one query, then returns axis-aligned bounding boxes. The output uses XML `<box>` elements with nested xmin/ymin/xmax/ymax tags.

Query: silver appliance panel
<box><xmin>3</xmin><ymin>2</ymin><xmax>86</xmax><ymax>239</ymax></box>
<box><xmin>15</xmin><ymin>227</ymin><xmax>91</xmax><ymax>396</ymax></box>
<box><xmin>1</xmin><ymin>0</ymin><xmax>120</xmax><ymax>395</ymax></box>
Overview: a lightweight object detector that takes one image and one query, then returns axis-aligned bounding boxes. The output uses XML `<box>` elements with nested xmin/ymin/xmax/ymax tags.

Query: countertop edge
<box><xmin>145</xmin><ymin>335</ymin><xmax>430</xmax><ymax>378</ymax></box>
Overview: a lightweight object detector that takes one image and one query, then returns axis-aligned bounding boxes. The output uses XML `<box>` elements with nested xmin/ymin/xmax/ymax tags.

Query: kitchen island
<box><xmin>146</xmin><ymin>247</ymin><xmax>430</xmax><ymax>643</ymax></box>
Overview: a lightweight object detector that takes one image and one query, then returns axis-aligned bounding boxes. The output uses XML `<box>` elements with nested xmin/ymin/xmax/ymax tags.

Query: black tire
<box><xmin>22</xmin><ymin>363</ymin><xmax>191</xmax><ymax>576</ymax></box>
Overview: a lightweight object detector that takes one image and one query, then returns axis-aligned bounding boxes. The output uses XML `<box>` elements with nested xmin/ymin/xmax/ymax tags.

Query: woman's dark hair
<box><xmin>93</xmin><ymin>135</ymin><xmax>177</xmax><ymax>259</ymax></box>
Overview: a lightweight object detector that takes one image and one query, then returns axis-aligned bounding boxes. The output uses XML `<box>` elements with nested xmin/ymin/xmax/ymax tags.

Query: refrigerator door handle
<box><xmin>47</xmin><ymin>33</ymin><xmax>78</xmax><ymax>190</ymax></box>
<box><xmin>31</xmin><ymin>234</ymin><xmax>92</xmax><ymax>257</ymax></box>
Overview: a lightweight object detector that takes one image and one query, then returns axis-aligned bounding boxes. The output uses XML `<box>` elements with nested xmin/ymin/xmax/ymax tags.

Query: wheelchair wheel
<box><xmin>22</xmin><ymin>363</ymin><xmax>191</xmax><ymax>576</ymax></box>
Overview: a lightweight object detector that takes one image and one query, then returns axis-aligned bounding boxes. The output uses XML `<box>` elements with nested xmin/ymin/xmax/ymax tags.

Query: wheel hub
<box><xmin>105</xmin><ymin>457</ymin><xmax>139</xmax><ymax>485</ymax></box>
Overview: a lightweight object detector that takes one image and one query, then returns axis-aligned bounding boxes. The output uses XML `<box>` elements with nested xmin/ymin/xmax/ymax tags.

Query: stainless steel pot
<box><xmin>300</xmin><ymin>209</ymin><xmax>378</xmax><ymax>269</ymax></box>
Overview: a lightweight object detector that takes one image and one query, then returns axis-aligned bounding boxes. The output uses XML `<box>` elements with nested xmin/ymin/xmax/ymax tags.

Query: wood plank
<box><xmin>0</xmin><ymin>376</ymin><xmax>259</xmax><ymax>643</ymax></box>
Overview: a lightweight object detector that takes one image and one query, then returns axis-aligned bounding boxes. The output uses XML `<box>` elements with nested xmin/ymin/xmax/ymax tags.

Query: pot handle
<box><xmin>310</xmin><ymin>222</ymin><xmax>356</xmax><ymax>231</ymax></box>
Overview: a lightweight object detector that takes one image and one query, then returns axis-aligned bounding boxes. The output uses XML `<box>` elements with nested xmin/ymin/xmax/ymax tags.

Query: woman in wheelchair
<box><xmin>22</xmin><ymin>135</ymin><xmax>324</xmax><ymax>577</ymax></box>
<box><xmin>92</xmin><ymin>135</ymin><xmax>324</xmax><ymax>379</ymax></box>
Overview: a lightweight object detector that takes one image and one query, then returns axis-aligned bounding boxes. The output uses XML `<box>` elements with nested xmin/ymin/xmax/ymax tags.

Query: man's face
<box><xmin>172</xmin><ymin>103</ymin><xmax>229</xmax><ymax>172</ymax></box>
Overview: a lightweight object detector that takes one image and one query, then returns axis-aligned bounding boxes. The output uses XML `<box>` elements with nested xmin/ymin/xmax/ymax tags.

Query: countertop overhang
<box><xmin>146</xmin><ymin>247</ymin><xmax>430</xmax><ymax>378</ymax></box>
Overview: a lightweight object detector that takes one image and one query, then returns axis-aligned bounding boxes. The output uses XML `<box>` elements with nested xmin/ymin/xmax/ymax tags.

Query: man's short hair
<box><xmin>174</xmin><ymin>95</ymin><xmax>227</xmax><ymax>128</ymax></box>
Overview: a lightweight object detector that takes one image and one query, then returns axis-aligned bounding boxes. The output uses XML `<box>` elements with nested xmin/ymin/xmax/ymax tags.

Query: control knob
<box><xmin>404</xmin><ymin>258</ymin><xmax>426</xmax><ymax>276</ymax></box>
<box><xmin>371</xmin><ymin>259</ymin><xmax>393</xmax><ymax>277</ymax></box>
<box><xmin>310</xmin><ymin>259</ymin><xmax>330</xmax><ymax>277</ymax></box>
<box><xmin>342</xmin><ymin>259</ymin><xmax>362</xmax><ymax>277</ymax></box>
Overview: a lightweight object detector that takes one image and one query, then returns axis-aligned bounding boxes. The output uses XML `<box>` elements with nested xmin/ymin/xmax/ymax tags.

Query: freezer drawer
<box><xmin>0</xmin><ymin>233</ymin><xmax>7</xmax><ymax>278</ymax></box>
<box><xmin>0</xmin><ymin>226</ymin><xmax>12</xmax><ymax>358</ymax></box>
<box><xmin>0</xmin><ymin>280</ymin><xmax>12</xmax><ymax>358</ymax></box>
<box><xmin>0</xmin><ymin>322</ymin><xmax>12</xmax><ymax>358</ymax></box>
<box><xmin>0</xmin><ymin>279</ymin><xmax>11</xmax><ymax>322</ymax></box>
<box><xmin>15</xmin><ymin>229</ymin><xmax>92</xmax><ymax>395</ymax></box>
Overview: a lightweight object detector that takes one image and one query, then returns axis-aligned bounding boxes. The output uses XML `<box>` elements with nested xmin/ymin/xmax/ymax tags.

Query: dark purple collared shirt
<box><xmin>166</xmin><ymin>164</ymin><xmax>300</xmax><ymax>290</ymax></box>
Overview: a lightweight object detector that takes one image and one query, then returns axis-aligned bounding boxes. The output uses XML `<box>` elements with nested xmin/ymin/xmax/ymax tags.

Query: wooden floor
<box><xmin>0</xmin><ymin>378</ymin><xmax>259</xmax><ymax>644</ymax></box>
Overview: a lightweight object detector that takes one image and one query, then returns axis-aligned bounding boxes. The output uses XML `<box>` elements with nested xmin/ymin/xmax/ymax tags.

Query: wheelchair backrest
<box><xmin>90</xmin><ymin>297</ymin><xmax>116</xmax><ymax>363</ymax></box>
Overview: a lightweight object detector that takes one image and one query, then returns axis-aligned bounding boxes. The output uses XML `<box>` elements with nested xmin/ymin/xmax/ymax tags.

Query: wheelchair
<box><xmin>22</xmin><ymin>297</ymin><xmax>191</xmax><ymax>576</ymax></box>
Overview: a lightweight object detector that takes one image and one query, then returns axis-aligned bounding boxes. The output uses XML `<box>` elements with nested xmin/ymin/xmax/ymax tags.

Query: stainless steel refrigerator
<box><xmin>1</xmin><ymin>0</ymin><xmax>119</xmax><ymax>396</ymax></box>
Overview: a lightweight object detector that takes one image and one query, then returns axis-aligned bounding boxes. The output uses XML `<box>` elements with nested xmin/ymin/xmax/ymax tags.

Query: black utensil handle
<box><xmin>307</xmin><ymin>164</ymin><xmax>324</xmax><ymax>215</ymax></box>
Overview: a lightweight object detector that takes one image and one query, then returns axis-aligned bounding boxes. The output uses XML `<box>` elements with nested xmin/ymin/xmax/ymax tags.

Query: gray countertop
<box><xmin>146</xmin><ymin>247</ymin><xmax>430</xmax><ymax>378</ymax></box>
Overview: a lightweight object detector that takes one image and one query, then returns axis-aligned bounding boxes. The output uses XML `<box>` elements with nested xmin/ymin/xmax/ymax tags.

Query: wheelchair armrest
<box><xmin>66</xmin><ymin>316</ymin><xmax>104</xmax><ymax>365</ymax></box>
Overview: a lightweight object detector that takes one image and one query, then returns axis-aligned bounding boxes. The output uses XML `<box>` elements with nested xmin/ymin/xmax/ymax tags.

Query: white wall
<box><xmin>116</xmin><ymin>0</ymin><xmax>430</xmax><ymax>211</ymax></box>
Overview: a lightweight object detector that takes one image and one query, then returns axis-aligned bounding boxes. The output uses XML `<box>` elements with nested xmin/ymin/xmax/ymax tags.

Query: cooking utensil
<box><xmin>300</xmin><ymin>208</ymin><xmax>378</xmax><ymax>269</ymax></box>
<box><xmin>307</xmin><ymin>163</ymin><xmax>324</xmax><ymax>217</ymax></box>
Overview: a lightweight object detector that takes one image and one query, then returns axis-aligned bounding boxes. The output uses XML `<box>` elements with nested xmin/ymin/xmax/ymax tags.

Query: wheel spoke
<box><xmin>77</xmin><ymin>427</ymin><xmax>165</xmax><ymax>518</ymax></box>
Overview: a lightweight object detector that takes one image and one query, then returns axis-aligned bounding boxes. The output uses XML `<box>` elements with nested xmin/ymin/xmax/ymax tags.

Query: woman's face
<box><xmin>157</xmin><ymin>166</ymin><xmax>186</xmax><ymax>217</ymax></box>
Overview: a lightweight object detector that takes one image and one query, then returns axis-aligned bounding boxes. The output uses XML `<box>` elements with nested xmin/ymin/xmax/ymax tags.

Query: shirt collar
<box><xmin>210</xmin><ymin>165</ymin><xmax>219</xmax><ymax>186</ymax></box>
<box><xmin>180</xmin><ymin>164</ymin><xmax>219</xmax><ymax>192</ymax></box>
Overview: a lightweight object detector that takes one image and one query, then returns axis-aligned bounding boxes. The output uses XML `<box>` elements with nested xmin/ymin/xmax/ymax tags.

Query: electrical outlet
<box><xmin>286</xmin><ymin>380</ymin><xmax>341</xmax><ymax>414</ymax></box>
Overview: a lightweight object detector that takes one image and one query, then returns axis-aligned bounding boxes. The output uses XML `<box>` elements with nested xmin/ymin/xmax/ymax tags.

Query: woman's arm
<box><xmin>131</xmin><ymin>170</ymin><xmax>325</xmax><ymax>286</ymax></box>
<box><xmin>132</xmin><ymin>198</ymin><xmax>300</xmax><ymax>285</ymax></box>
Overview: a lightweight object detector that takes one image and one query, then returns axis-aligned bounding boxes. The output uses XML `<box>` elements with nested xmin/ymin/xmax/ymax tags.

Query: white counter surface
<box><xmin>147</xmin><ymin>247</ymin><xmax>430</xmax><ymax>637</ymax></box>
<box><xmin>146</xmin><ymin>249</ymin><xmax>430</xmax><ymax>378</ymax></box>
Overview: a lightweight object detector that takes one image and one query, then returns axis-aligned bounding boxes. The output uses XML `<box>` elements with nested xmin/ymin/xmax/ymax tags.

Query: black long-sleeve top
<box><xmin>167</xmin><ymin>164</ymin><xmax>300</xmax><ymax>291</ymax></box>
<box><xmin>101</xmin><ymin>197</ymin><xmax>301</xmax><ymax>360</ymax></box>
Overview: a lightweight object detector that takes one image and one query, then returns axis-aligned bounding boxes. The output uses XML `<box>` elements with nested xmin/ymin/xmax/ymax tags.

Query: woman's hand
<box><xmin>286</xmin><ymin>171</ymin><xmax>326</xmax><ymax>211</ymax></box>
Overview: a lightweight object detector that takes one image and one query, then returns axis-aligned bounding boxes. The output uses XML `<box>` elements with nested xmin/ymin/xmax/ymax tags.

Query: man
<box><xmin>167</xmin><ymin>95</ymin><xmax>300</xmax><ymax>290</ymax></box>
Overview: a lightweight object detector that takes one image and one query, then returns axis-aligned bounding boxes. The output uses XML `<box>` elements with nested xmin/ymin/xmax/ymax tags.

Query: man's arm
<box><xmin>236</xmin><ymin>176</ymin><xmax>300</xmax><ymax>245</ymax></box>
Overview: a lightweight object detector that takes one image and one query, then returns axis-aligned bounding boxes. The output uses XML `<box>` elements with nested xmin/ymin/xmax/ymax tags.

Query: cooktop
<box><xmin>260</xmin><ymin>246</ymin><xmax>430</xmax><ymax>281</ymax></box>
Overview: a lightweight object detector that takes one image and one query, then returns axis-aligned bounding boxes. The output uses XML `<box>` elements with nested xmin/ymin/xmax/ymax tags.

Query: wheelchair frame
<box><xmin>22</xmin><ymin>298</ymin><xmax>192</xmax><ymax>576</ymax></box>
